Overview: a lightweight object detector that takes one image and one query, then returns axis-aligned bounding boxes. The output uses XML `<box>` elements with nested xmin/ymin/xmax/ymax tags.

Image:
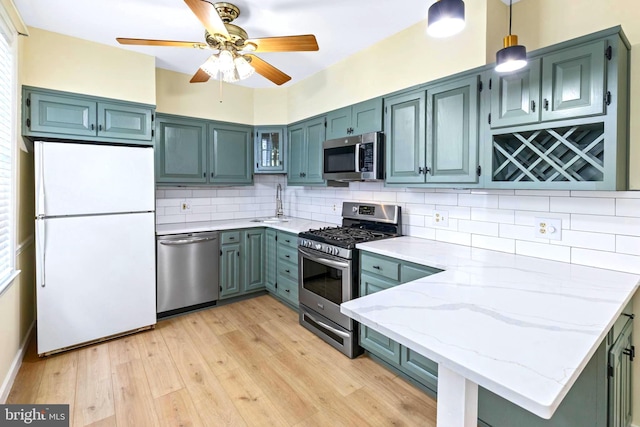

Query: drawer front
<box><xmin>360</xmin><ymin>325</ymin><xmax>400</xmax><ymax>365</ymax></box>
<box><xmin>221</xmin><ymin>231</ymin><xmax>241</xmax><ymax>244</ymax></box>
<box><xmin>277</xmin><ymin>258</ymin><xmax>298</xmax><ymax>283</ymax></box>
<box><xmin>278</xmin><ymin>244</ymin><xmax>298</xmax><ymax>265</ymax></box>
<box><xmin>399</xmin><ymin>346</ymin><xmax>438</xmax><ymax>392</ymax></box>
<box><xmin>277</xmin><ymin>231</ymin><xmax>298</xmax><ymax>249</ymax></box>
<box><xmin>277</xmin><ymin>274</ymin><xmax>298</xmax><ymax>306</ymax></box>
<box><xmin>361</xmin><ymin>252</ymin><xmax>400</xmax><ymax>281</ymax></box>
<box><xmin>360</xmin><ymin>272</ymin><xmax>398</xmax><ymax>296</ymax></box>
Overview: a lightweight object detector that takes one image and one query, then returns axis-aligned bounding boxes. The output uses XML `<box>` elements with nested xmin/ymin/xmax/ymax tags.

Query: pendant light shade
<box><xmin>427</xmin><ymin>0</ymin><xmax>465</xmax><ymax>38</ymax></box>
<box><xmin>495</xmin><ymin>0</ymin><xmax>527</xmax><ymax>72</ymax></box>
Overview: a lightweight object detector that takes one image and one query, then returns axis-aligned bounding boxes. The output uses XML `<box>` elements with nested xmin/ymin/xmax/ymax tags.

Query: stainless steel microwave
<box><xmin>322</xmin><ymin>131</ymin><xmax>384</xmax><ymax>182</ymax></box>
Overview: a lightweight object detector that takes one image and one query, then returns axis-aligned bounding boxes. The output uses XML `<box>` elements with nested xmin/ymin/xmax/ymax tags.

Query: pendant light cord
<box><xmin>509</xmin><ymin>0</ymin><xmax>513</xmax><ymax>35</ymax></box>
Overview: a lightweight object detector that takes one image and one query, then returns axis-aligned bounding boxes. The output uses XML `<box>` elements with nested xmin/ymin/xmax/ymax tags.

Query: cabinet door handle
<box><xmin>91</xmin><ymin>124</ymin><xmax>95</xmax><ymax>131</ymax></box>
<box><xmin>203</xmin><ymin>172</ymin><xmax>206</xmax><ymax>177</ymax></box>
<box><xmin>285</xmin><ymin>255</ymin><xmax>290</xmax><ymax>258</ymax></box>
<box><xmin>285</xmin><ymin>269</ymin><xmax>290</xmax><ymax>273</ymax></box>
<box><xmin>99</xmin><ymin>124</ymin><xmax>103</xmax><ymax>131</ymax></box>
<box><xmin>285</xmin><ymin>289</ymin><xmax>290</xmax><ymax>293</ymax></box>
<box><xmin>284</xmin><ymin>239</ymin><xmax>290</xmax><ymax>243</ymax></box>
<box><xmin>373</xmin><ymin>265</ymin><xmax>381</xmax><ymax>270</ymax></box>
<box><xmin>229</xmin><ymin>237</ymin><xmax>235</xmax><ymax>240</ymax></box>
<box><xmin>544</xmin><ymin>99</ymin><xmax>549</xmax><ymax>110</ymax></box>
<box><xmin>624</xmin><ymin>346</ymin><xmax>635</xmax><ymax>362</ymax></box>
<box><xmin>531</xmin><ymin>100</ymin><xmax>536</xmax><ymax>112</ymax></box>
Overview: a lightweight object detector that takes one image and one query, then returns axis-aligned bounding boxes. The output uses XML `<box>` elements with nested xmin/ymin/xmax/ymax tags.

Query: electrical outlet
<box><xmin>432</xmin><ymin>210</ymin><xmax>449</xmax><ymax>227</ymax></box>
<box><xmin>181</xmin><ymin>200</ymin><xmax>191</xmax><ymax>212</ymax></box>
<box><xmin>534</xmin><ymin>217</ymin><xmax>562</xmax><ymax>240</ymax></box>
<box><xmin>332</xmin><ymin>204</ymin><xmax>337</xmax><ymax>212</ymax></box>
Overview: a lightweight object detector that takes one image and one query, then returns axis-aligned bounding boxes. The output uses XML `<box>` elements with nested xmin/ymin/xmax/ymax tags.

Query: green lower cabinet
<box><xmin>399</xmin><ymin>346</ymin><xmax>438</xmax><ymax>392</ymax></box>
<box><xmin>608</xmin><ymin>319</ymin><xmax>633</xmax><ymax>427</ymax></box>
<box><xmin>266</xmin><ymin>230</ymin><xmax>299</xmax><ymax>308</ymax></box>
<box><xmin>219</xmin><ymin>242</ymin><xmax>241</xmax><ymax>298</ymax></box>
<box><xmin>265</xmin><ymin>229</ymin><xmax>277</xmax><ymax>293</ymax></box>
<box><xmin>244</xmin><ymin>229</ymin><xmax>265</xmax><ymax>292</ymax></box>
<box><xmin>219</xmin><ymin>228</ymin><xmax>265</xmax><ymax>300</ymax></box>
<box><xmin>360</xmin><ymin>326</ymin><xmax>401</xmax><ymax>365</ymax></box>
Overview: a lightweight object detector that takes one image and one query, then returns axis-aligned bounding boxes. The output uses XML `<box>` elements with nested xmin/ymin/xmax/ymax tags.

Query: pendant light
<box><xmin>427</xmin><ymin>0</ymin><xmax>465</xmax><ymax>38</ymax></box>
<box><xmin>495</xmin><ymin>0</ymin><xmax>527</xmax><ymax>72</ymax></box>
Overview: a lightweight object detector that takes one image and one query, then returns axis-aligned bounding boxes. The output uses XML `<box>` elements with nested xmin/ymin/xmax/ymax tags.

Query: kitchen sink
<box><xmin>250</xmin><ymin>217</ymin><xmax>291</xmax><ymax>223</ymax></box>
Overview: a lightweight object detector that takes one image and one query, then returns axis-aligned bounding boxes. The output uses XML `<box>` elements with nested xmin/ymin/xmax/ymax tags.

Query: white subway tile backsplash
<box><xmin>572</xmin><ymin>249</ymin><xmax>640</xmax><ymax>274</ymax></box>
<box><xmin>550</xmin><ymin>230</ymin><xmax>616</xmax><ymax>251</ymax></box>
<box><xmin>616</xmin><ymin>236</ymin><xmax>640</xmax><ymax>256</ymax></box>
<box><xmin>571</xmin><ymin>214</ymin><xmax>640</xmax><ymax>237</ymax></box>
<box><xmin>458</xmin><ymin>194</ymin><xmax>499</xmax><ymax>209</ymax></box>
<box><xmin>499</xmin><ymin>195</ymin><xmax>549</xmax><ymax>212</ymax></box>
<box><xmin>397</xmin><ymin>192</ymin><xmax>425</xmax><ymax>204</ymax></box>
<box><xmin>425</xmin><ymin>193</ymin><xmax>458</xmax><ymax>206</ymax></box>
<box><xmin>155</xmin><ymin>177</ymin><xmax>639</xmax><ymax>276</ymax></box>
<box><xmin>472</xmin><ymin>235</ymin><xmax>515</xmax><ymax>253</ymax></box>
<box><xmin>550</xmin><ymin>197</ymin><xmax>615</xmax><ymax>215</ymax></box>
<box><xmin>616</xmin><ymin>199</ymin><xmax>640</xmax><ymax>217</ymax></box>
<box><xmin>516</xmin><ymin>241</ymin><xmax>571</xmax><ymax>263</ymax></box>
<box><xmin>435</xmin><ymin>229</ymin><xmax>471</xmax><ymax>246</ymax></box>
<box><xmin>471</xmin><ymin>208</ymin><xmax>515</xmax><ymax>224</ymax></box>
<box><xmin>458</xmin><ymin>220</ymin><xmax>499</xmax><ymax>237</ymax></box>
<box><xmin>499</xmin><ymin>224</ymin><xmax>541</xmax><ymax>243</ymax></box>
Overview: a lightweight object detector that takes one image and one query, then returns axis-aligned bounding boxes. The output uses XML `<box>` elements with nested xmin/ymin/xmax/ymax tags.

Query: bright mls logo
<box><xmin>0</xmin><ymin>405</ymin><xmax>69</xmax><ymax>426</ymax></box>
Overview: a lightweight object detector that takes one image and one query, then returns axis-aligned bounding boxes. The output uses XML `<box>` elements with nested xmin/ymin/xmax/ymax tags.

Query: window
<box><xmin>0</xmin><ymin>7</ymin><xmax>17</xmax><ymax>294</ymax></box>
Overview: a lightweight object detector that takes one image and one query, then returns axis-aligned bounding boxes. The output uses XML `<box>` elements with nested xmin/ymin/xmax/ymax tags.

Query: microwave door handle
<box><xmin>355</xmin><ymin>143</ymin><xmax>361</xmax><ymax>172</ymax></box>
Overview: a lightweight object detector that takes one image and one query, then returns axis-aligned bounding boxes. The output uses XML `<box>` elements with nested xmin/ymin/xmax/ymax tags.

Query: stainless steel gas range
<box><xmin>297</xmin><ymin>202</ymin><xmax>402</xmax><ymax>358</ymax></box>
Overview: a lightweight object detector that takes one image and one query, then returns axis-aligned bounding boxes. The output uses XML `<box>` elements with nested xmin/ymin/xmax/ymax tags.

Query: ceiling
<box><xmin>13</xmin><ymin>0</ymin><xmax>450</xmax><ymax>88</ymax></box>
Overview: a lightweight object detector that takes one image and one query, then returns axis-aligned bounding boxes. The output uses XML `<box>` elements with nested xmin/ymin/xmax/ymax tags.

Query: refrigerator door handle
<box><xmin>36</xmin><ymin>219</ymin><xmax>45</xmax><ymax>287</ymax></box>
<box><xmin>35</xmin><ymin>141</ymin><xmax>45</xmax><ymax>217</ymax></box>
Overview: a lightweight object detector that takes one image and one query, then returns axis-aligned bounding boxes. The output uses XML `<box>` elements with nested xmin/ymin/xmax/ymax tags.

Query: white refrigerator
<box><xmin>35</xmin><ymin>141</ymin><xmax>156</xmax><ymax>355</ymax></box>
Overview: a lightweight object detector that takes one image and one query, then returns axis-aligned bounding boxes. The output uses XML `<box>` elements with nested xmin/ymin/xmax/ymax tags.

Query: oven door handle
<box><xmin>304</xmin><ymin>311</ymin><xmax>350</xmax><ymax>338</ymax></box>
<box><xmin>298</xmin><ymin>247</ymin><xmax>349</xmax><ymax>269</ymax></box>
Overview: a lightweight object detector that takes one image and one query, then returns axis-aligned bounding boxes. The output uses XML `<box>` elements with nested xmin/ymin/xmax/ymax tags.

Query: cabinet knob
<box><xmin>531</xmin><ymin>100</ymin><xmax>536</xmax><ymax>112</ymax></box>
<box><xmin>373</xmin><ymin>265</ymin><xmax>381</xmax><ymax>270</ymax></box>
<box><xmin>99</xmin><ymin>124</ymin><xmax>103</xmax><ymax>131</ymax></box>
<box><xmin>91</xmin><ymin>124</ymin><xmax>95</xmax><ymax>131</ymax></box>
<box><xmin>544</xmin><ymin>99</ymin><xmax>549</xmax><ymax>110</ymax></box>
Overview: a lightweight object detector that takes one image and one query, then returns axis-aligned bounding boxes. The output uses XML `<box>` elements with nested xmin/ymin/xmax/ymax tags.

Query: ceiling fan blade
<box><xmin>248</xmin><ymin>55</ymin><xmax>291</xmax><ymax>86</ymax></box>
<box><xmin>190</xmin><ymin>68</ymin><xmax>211</xmax><ymax>83</ymax></box>
<box><xmin>184</xmin><ymin>0</ymin><xmax>230</xmax><ymax>40</ymax></box>
<box><xmin>246</xmin><ymin>35</ymin><xmax>319</xmax><ymax>53</ymax></box>
<box><xmin>116</xmin><ymin>38</ymin><xmax>208</xmax><ymax>49</ymax></box>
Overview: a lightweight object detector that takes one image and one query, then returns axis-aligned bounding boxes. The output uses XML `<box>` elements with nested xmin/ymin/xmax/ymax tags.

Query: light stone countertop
<box><xmin>341</xmin><ymin>235</ymin><xmax>640</xmax><ymax>419</ymax></box>
<box><xmin>156</xmin><ymin>217</ymin><xmax>334</xmax><ymax>236</ymax></box>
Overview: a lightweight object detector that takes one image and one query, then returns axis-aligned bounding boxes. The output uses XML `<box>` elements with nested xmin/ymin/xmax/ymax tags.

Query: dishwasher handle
<box><xmin>159</xmin><ymin>236</ymin><xmax>217</xmax><ymax>246</ymax></box>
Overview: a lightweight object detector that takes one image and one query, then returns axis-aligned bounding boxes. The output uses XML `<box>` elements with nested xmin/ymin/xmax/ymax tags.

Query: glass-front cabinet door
<box><xmin>254</xmin><ymin>126</ymin><xmax>286</xmax><ymax>173</ymax></box>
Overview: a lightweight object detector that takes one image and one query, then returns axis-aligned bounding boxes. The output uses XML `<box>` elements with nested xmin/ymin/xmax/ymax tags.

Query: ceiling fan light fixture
<box><xmin>222</xmin><ymin>68</ymin><xmax>240</xmax><ymax>83</ymax></box>
<box><xmin>495</xmin><ymin>0</ymin><xmax>527</xmax><ymax>73</ymax></box>
<box><xmin>234</xmin><ymin>56</ymin><xmax>255</xmax><ymax>80</ymax></box>
<box><xmin>427</xmin><ymin>0</ymin><xmax>465</xmax><ymax>38</ymax></box>
<box><xmin>201</xmin><ymin>55</ymin><xmax>221</xmax><ymax>78</ymax></box>
<box><xmin>218</xmin><ymin>49</ymin><xmax>235</xmax><ymax>74</ymax></box>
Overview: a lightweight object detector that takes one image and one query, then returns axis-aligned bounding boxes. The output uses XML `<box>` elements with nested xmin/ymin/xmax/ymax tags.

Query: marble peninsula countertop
<box><xmin>156</xmin><ymin>217</ymin><xmax>334</xmax><ymax>236</ymax></box>
<box><xmin>341</xmin><ymin>236</ymin><xmax>640</xmax><ymax>419</ymax></box>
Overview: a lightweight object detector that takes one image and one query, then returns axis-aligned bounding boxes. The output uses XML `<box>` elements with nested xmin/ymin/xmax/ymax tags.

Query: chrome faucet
<box><xmin>275</xmin><ymin>184</ymin><xmax>284</xmax><ymax>217</ymax></box>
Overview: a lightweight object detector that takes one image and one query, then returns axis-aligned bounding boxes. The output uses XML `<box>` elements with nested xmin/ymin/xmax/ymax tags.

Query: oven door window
<box><xmin>324</xmin><ymin>146</ymin><xmax>355</xmax><ymax>174</ymax></box>
<box><xmin>301</xmin><ymin>257</ymin><xmax>344</xmax><ymax>305</ymax></box>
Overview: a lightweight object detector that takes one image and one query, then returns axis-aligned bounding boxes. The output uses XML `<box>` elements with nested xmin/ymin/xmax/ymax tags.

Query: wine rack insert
<box><xmin>492</xmin><ymin>123</ymin><xmax>605</xmax><ymax>183</ymax></box>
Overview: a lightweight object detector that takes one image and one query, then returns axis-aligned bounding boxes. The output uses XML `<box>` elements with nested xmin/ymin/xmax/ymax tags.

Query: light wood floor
<box><xmin>7</xmin><ymin>295</ymin><xmax>437</xmax><ymax>426</ymax></box>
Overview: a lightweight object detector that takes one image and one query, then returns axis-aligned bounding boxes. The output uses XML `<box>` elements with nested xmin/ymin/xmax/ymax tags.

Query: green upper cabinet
<box><xmin>490</xmin><ymin>40</ymin><xmax>607</xmax><ymax>128</ymax></box>
<box><xmin>325</xmin><ymin>98</ymin><xmax>383</xmax><ymax>139</ymax></box>
<box><xmin>541</xmin><ymin>40</ymin><xmax>606</xmax><ymax>121</ymax></box>
<box><xmin>156</xmin><ymin>114</ymin><xmax>253</xmax><ymax>186</ymax></box>
<box><xmin>426</xmin><ymin>75</ymin><xmax>479</xmax><ymax>184</ymax></box>
<box><xmin>156</xmin><ymin>115</ymin><xmax>207</xmax><ymax>184</ymax></box>
<box><xmin>243</xmin><ymin>228</ymin><xmax>265</xmax><ymax>292</ymax></box>
<box><xmin>490</xmin><ymin>58</ymin><xmax>542</xmax><ymax>128</ymax></box>
<box><xmin>28</xmin><ymin>92</ymin><xmax>97</xmax><ymax>137</ymax></box>
<box><xmin>287</xmin><ymin>116</ymin><xmax>326</xmax><ymax>186</ymax></box>
<box><xmin>209</xmin><ymin>123</ymin><xmax>253</xmax><ymax>185</ymax></box>
<box><xmin>23</xmin><ymin>86</ymin><xmax>154</xmax><ymax>144</ymax></box>
<box><xmin>384</xmin><ymin>90</ymin><xmax>426</xmax><ymax>184</ymax></box>
<box><xmin>385</xmin><ymin>74</ymin><xmax>480</xmax><ymax>185</ymax></box>
<box><xmin>254</xmin><ymin>126</ymin><xmax>286</xmax><ymax>174</ymax></box>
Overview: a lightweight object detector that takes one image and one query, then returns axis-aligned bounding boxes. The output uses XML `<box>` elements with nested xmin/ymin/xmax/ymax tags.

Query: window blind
<box><xmin>0</xmin><ymin>11</ymin><xmax>15</xmax><ymax>291</ymax></box>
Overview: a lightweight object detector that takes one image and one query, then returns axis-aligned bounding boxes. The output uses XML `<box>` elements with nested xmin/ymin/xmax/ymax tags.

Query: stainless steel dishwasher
<box><xmin>156</xmin><ymin>231</ymin><xmax>219</xmax><ymax>316</ymax></box>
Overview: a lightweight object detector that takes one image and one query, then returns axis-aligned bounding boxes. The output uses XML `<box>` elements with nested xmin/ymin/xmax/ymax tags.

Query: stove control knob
<box><xmin>315</xmin><ymin>244</ymin><xmax>322</xmax><ymax>250</ymax></box>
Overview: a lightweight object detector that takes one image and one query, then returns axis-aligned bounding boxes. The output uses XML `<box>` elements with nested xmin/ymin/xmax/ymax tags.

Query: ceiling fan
<box><xmin>116</xmin><ymin>0</ymin><xmax>319</xmax><ymax>85</ymax></box>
